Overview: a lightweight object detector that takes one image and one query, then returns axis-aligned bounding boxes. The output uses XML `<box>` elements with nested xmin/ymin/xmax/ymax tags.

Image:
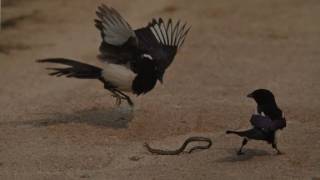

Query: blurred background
<box><xmin>0</xmin><ymin>0</ymin><xmax>319</xmax><ymax>179</ymax></box>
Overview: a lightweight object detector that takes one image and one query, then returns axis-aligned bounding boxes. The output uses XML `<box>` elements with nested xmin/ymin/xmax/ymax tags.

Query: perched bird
<box><xmin>226</xmin><ymin>89</ymin><xmax>286</xmax><ymax>155</ymax></box>
<box><xmin>37</xmin><ymin>4</ymin><xmax>190</xmax><ymax>106</ymax></box>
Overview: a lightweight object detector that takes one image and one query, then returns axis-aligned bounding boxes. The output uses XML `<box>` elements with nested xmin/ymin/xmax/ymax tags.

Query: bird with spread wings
<box><xmin>38</xmin><ymin>4</ymin><xmax>190</xmax><ymax>106</ymax></box>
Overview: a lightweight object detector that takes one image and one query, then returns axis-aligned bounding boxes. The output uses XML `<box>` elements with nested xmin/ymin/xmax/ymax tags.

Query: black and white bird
<box><xmin>37</xmin><ymin>4</ymin><xmax>190</xmax><ymax>106</ymax></box>
<box><xmin>226</xmin><ymin>89</ymin><xmax>286</xmax><ymax>155</ymax></box>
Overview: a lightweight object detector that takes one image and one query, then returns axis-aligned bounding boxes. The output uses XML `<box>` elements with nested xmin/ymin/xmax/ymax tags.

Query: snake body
<box><xmin>144</xmin><ymin>136</ymin><xmax>212</xmax><ymax>155</ymax></box>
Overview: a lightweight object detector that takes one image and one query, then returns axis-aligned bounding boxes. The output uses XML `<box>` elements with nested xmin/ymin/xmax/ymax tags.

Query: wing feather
<box><xmin>148</xmin><ymin>18</ymin><xmax>190</xmax><ymax>48</ymax></box>
<box><xmin>135</xmin><ymin>18</ymin><xmax>190</xmax><ymax>73</ymax></box>
<box><xmin>95</xmin><ymin>4</ymin><xmax>136</xmax><ymax>46</ymax></box>
<box><xmin>166</xmin><ymin>19</ymin><xmax>173</xmax><ymax>45</ymax></box>
<box><xmin>177</xmin><ymin>24</ymin><xmax>191</xmax><ymax>48</ymax></box>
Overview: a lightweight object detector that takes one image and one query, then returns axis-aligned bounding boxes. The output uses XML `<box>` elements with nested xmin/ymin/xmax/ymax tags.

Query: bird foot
<box><xmin>111</xmin><ymin>94</ymin><xmax>124</xmax><ymax>106</ymax></box>
<box><xmin>237</xmin><ymin>151</ymin><xmax>244</xmax><ymax>155</ymax></box>
<box><xmin>126</xmin><ymin>97</ymin><xmax>134</xmax><ymax>107</ymax></box>
<box><xmin>111</xmin><ymin>94</ymin><xmax>134</xmax><ymax>107</ymax></box>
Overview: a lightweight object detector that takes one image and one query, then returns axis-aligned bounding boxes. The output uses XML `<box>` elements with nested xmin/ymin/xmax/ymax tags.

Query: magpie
<box><xmin>37</xmin><ymin>4</ymin><xmax>190</xmax><ymax>106</ymax></box>
<box><xmin>226</xmin><ymin>89</ymin><xmax>286</xmax><ymax>155</ymax></box>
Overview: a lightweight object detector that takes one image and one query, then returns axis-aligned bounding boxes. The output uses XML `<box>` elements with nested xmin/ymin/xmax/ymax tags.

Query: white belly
<box><xmin>102</xmin><ymin>63</ymin><xmax>136</xmax><ymax>92</ymax></box>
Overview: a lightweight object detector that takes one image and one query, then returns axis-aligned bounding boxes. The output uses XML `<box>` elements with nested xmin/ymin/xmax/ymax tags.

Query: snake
<box><xmin>144</xmin><ymin>136</ymin><xmax>212</xmax><ymax>155</ymax></box>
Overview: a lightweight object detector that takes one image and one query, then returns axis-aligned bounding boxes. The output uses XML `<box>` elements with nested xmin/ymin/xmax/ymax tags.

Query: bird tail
<box><xmin>226</xmin><ymin>130</ymin><xmax>249</xmax><ymax>137</ymax></box>
<box><xmin>37</xmin><ymin>58</ymin><xmax>102</xmax><ymax>79</ymax></box>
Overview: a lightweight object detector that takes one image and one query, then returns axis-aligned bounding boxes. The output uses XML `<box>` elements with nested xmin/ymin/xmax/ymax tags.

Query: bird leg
<box><xmin>237</xmin><ymin>138</ymin><xmax>248</xmax><ymax>155</ymax></box>
<box><xmin>106</xmin><ymin>88</ymin><xmax>125</xmax><ymax>106</ymax></box>
<box><xmin>110</xmin><ymin>91</ymin><xmax>124</xmax><ymax>106</ymax></box>
<box><xmin>272</xmin><ymin>142</ymin><xmax>282</xmax><ymax>155</ymax></box>
<box><xmin>103</xmin><ymin>83</ymin><xmax>132</xmax><ymax>106</ymax></box>
<box><xmin>113</xmin><ymin>89</ymin><xmax>134</xmax><ymax>106</ymax></box>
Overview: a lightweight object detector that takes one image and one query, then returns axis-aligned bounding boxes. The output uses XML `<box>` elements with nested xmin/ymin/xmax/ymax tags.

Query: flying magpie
<box><xmin>226</xmin><ymin>89</ymin><xmax>286</xmax><ymax>155</ymax></box>
<box><xmin>37</xmin><ymin>4</ymin><xmax>190</xmax><ymax>106</ymax></box>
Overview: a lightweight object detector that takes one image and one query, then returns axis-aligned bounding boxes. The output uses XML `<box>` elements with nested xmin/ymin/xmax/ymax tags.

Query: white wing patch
<box><xmin>96</xmin><ymin>4</ymin><xmax>136</xmax><ymax>46</ymax></box>
<box><xmin>149</xmin><ymin>18</ymin><xmax>190</xmax><ymax>48</ymax></box>
<box><xmin>142</xmin><ymin>54</ymin><xmax>153</xmax><ymax>60</ymax></box>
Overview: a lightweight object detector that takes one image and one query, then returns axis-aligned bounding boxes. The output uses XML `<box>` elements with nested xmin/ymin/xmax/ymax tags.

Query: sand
<box><xmin>0</xmin><ymin>0</ymin><xmax>320</xmax><ymax>179</ymax></box>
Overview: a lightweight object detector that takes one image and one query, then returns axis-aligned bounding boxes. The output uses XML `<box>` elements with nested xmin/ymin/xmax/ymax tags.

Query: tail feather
<box><xmin>226</xmin><ymin>130</ymin><xmax>248</xmax><ymax>137</ymax></box>
<box><xmin>226</xmin><ymin>128</ymin><xmax>273</xmax><ymax>141</ymax></box>
<box><xmin>37</xmin><ymin>58</ymin><xmax>102</xmax><ymax>79</ymax></box>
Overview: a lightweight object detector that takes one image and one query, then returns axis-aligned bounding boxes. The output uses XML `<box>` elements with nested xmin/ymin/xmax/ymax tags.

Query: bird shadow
<box><xmin>216</xmin><ymin>148</ymin><xmax>270</xmax><ymax>162</ymax></box>
<box><xmin>11</xmin><ymin>106</ymin><xmax>134</xmax><ymax>129</ymax></box>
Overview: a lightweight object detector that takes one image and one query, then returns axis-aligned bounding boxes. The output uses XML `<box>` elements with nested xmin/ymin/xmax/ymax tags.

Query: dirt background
<box><xmin>1</xmin><ymin>0</ymin><xmax>320</xmax><ymax>179</ymax></box>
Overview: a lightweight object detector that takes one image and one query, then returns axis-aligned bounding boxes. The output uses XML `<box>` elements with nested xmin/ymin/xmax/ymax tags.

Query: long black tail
<box><xmin>226</xmin><ymin>130</ymin><xmax>249</xmax><ymax>137</ymax></box>
<box><xmin>226</xmin><ymin>128</ymin><xmax>272</xmax><ymax>141</ymax></box>
<box><xmin>37</xmin><ymin>58</ymin><xmax>102</xmax><ymax>79</ymax></box>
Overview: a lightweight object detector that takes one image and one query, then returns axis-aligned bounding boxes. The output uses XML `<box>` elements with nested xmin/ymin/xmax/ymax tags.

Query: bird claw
<box><xmin>111</xmin><ymin>93</ymin><xmax>134</xmax><ymax>107</ymax></box>
<box><xmin>116</xmin><ymin>98</ymin><xmax>121</xmax><ymax>106</ymax></box>
<box><xmin>111</xmin><ymin>94</ymin><xmax>123</xmax><ymax>106</ymax></box>
<box><xmin>126</xmin><ymin>98</ymin><xmax>134</xmax><ymax>107</ymax></box>
<box><xmin>237</xmin><ymin>151</ymin><xmax>244</xmax><ymax>155</ymax></box>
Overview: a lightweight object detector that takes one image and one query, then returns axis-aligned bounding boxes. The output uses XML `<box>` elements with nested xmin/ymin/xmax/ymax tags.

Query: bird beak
<box><xmin>157</xmin><ymin>72</ymin><xmax>164</xmax><ymax>84</ymax></box>
<box><xmin>159</xmin><ymin>78</ymin><xmax>163</xmax><ymax>84</ymax></box>
<box><xmin>247</xmin><ymin>93</ymin><xmax>253</xmax><ymax>98</ymax></box>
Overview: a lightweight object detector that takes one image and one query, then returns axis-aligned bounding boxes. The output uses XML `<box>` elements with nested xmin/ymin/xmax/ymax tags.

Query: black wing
<box><xmin>250</xmin><ymin>114</ymin><xmax>286</xmax><ymax>131</ymax></box>
<box><xmin>95</xmin><ymin>4</ymin><xmax>138</xmax><ymax>64</ymax></box>
<box><xmin>250</xmin><ymin>114</ymin><xmax>273</xmax><ymax>129</ymax></box>
<box><xmin>135</xmin><ymin>18</ymin><xmax>190</xmax><ymax>72</ymax></box>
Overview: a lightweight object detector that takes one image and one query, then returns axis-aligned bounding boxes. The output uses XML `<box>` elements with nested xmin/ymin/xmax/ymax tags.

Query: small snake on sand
<box><xmin>144</xmin><ymin>136</ymin><xmax>212</xmax><ymax>155</ymax></box>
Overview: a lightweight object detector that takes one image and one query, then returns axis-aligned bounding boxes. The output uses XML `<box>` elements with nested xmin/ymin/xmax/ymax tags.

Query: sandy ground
<box><xmin>1</xmin><ymin>0</ymin><xmax>320</xmax><ymax>179</ymax></box>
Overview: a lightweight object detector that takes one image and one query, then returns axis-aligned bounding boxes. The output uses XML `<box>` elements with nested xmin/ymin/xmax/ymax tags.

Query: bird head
<box><xmin>139</xmin><ymin>54</ymin><xmax>164</xmax><ymax>83</ymax></box>
<box><xmin>247</xmin><ymin>89</ymin><xmax>276</xmax><ymax>105</ymax></box>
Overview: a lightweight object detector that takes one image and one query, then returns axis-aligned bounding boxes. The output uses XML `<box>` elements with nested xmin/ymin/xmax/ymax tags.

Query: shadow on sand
<box><xmin>5</xmin><ymin>106</ymin><xmax>134</xmax><ymax>129</ymax></box>
<box><xmin>216</xmin><ymin>148</ymin><xmax>270</xmax><ymax>162</ymax></box>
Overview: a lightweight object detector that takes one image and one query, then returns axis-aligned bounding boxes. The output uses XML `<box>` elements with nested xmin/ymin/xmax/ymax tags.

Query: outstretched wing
<box><xmin>95</xmin><ymin>4</ymin><xmax>136</xmax><ymax>46</ymax></box>
<box><xmin>95</xmin><ymin>4</ymin><xmax>138</xmax><ymax>64</ymax></box>
<box><xmin>135</xmin><ymin>18</ymin><xmax>190</xmax><ymax>72</ymax></box>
